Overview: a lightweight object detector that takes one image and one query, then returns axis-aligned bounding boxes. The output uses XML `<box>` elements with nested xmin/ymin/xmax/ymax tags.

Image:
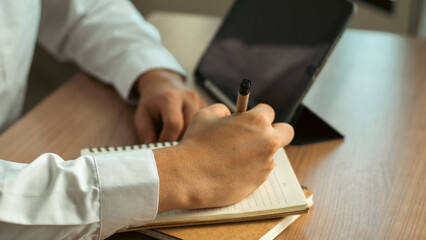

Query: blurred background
<box><xmin>25</xmin><ymin>0</ymin><xmax>426</xmax><ymax>113</ymax></box>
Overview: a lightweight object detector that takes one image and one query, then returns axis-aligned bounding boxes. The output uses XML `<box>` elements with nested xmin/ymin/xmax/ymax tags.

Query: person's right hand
<box><xmin>153</xmin><ymin>103</ymin><xmax>294</xmax><ymax>213</ymax></box>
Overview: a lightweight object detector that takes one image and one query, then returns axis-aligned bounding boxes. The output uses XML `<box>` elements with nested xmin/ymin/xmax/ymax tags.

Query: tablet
<box><xmin>195</xmin><ymin>0</ymin><xmax>354</xmax><ymax>122</ymax></box>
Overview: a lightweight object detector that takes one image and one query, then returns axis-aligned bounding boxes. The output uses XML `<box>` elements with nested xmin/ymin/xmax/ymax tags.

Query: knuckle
<box><xmin>165</xmin><ymin>118</ymin><xmax>184</xmax><ymax>131</ymax></box>
<box><xmin>196</xmin><ymin>103</ymin><xmax>230</xmax><ymax>118</ymax></box>
<box><xmin>214</xmin><ymin>103</ymin><xmax>227</xmax><ymax>111</ymax></box>
<box><xmin>213</xmin><ymin>103</ymin><xmax>231</xmax><ymax>115</ymax></box>
<box><xmin>196</xmin><ymin>107</ymin><xmax>209</xmax><ymax>117</ymax></box>
<box><xmin>164</xmin><ymin>90</ymin><xmax>180</xmax><ymax>101</ymax></box>
<box><xmin>258</xmin><ymin>103</ymin><xmax>275</xmax><ymax>114</ymax></box>
<box><xmin>195</xmin><ymin>109</ymin><xmax>211</xmax><ymax>120</ymax></box>
<box><xmin>195</xmin><ymin>109</ymin><xmax>206</xmax><ymax>117</ymax></box>
<box><xmin>250</xmin><ymin>113</ymin><xmax>268</xmax><ymax>126</ymax></box>
<box><xmin>186</xmin><ymin>90</ymin><xmax>200</xmax><ymax>100</ymax></box>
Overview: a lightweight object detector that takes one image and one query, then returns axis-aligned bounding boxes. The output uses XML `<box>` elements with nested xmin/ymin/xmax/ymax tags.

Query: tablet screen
<box><xmin>195</xmin><ymin>0</ymin><xmax>353</xmax><ymax>122</ymax></box>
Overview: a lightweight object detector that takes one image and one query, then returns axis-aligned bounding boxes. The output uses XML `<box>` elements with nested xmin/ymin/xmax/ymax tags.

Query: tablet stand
<box><xmin>289</xmin><ymin>104</ymin><xmax>343</xmax><ymax>145</ymax></box>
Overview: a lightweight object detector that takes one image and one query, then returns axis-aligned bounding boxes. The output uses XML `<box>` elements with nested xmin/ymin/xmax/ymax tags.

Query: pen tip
<box><xmin>239</xmin><ymin>79</ymin><xmax>251</xmax><ymax>95</ymax></box>
<box><xmin>241</xmin><ymin>79</ymin><xmax>251</xmax><ymax>89</ymax></box>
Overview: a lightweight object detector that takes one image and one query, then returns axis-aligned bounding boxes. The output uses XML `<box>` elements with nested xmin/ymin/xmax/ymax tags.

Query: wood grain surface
<box><xmin>0</xmin><ymin>12</ymin><xmax>425</xmax><ymax>240</ymax></box>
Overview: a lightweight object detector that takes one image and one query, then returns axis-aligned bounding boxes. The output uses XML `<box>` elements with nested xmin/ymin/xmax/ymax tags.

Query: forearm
<box><xmin>0</xmin><ymin>150</ymin><xmax>159</xmax><ymax>239</ymax></box>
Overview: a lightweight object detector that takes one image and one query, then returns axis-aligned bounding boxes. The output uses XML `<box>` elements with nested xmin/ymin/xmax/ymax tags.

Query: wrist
<box><xmin>137</xmin><ymin>69</ymin><xmax>185</xmax><ymax>95</ymax></box>
<box><xmin>153</xmin><ymin>146</ymin><xmax>191</xmax><ymax>212</ymax></box>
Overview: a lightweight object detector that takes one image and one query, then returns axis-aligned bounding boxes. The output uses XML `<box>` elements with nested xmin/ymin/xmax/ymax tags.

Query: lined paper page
<box><xmin>81</xmin><ymin>143</ymin><xmax>307</xmax><ymax>222</ymax></box>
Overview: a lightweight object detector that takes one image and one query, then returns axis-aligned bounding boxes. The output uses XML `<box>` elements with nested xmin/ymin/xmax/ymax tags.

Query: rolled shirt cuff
<box><xmin>93</xmin><ymin>149</ymin><xmax>159</xmax><ymax>239</ymax></box>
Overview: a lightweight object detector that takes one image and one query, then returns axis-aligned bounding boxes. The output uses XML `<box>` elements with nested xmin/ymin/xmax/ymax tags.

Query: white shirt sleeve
<box><xmin>0</xmin><ymin>150</ymin><xmax>159</xmax><ymax>240</ymax></box>
<box><xmin>37</xmin><ymin>0</ymin><xmax>185</xmax><ymax>100</ymax></box>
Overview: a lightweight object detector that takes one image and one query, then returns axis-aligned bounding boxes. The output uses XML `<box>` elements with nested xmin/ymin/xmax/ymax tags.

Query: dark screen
<box><xmin>196</xmin><ymin>0</ymin><xmax>353</xmax><ymax>122</ymax></box>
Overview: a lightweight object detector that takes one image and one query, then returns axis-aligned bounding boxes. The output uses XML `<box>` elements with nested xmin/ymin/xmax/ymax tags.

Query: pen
<box><xmin>235</xmin><ymin>79</ymin><xmax>251</xmax><ymax>113</ymax></box>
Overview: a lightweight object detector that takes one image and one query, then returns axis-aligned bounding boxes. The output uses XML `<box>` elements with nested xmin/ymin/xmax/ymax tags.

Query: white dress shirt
<box><xmin>0</xmin><ymin>0</ymin><xmax>184</xmax><ymax>239</ymax></box>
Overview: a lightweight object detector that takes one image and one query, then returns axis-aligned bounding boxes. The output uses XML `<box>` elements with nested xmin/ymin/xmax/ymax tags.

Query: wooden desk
<box><xmin>0</xmin><ymin>12</ymin><xmax>425</xmax><ymax>239</ymax></box>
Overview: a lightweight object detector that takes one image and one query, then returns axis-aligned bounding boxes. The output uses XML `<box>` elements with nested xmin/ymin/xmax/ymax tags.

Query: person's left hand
<box><xmin>134</xmin><ymin>69</ymin><xmax>207</xmax><ymax>143</ymax></box>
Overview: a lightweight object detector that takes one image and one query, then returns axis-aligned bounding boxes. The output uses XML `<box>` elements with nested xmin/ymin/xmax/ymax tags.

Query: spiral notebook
<box><xmin>81</xmin><ymin>142</ymin><xmax>309</xmax><ymax>230</ymax></box>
